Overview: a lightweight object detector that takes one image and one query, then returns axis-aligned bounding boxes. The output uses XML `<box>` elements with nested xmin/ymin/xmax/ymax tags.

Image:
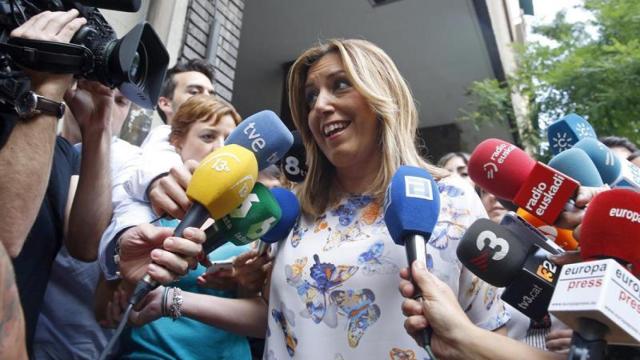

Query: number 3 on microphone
<box><xmin>476</xmin><ymin>230</ymin><xmax>509</xmax><ymax>260</ymax></box>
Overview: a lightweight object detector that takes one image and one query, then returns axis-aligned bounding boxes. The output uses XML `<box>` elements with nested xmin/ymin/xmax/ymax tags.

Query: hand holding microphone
<box><xmin>147</xmin><ymin>110</ymin><xmax>294</xmax><ymax>220</ymax></box>
<box><xmin>384</xmin><ymin>165</ymin><xmax>441</xmax><ymax>356</ymax></box>
<box><xmin>400</xmin><ymin>261</ymin><xmax>475</xmax><ymax>360</ymax></box>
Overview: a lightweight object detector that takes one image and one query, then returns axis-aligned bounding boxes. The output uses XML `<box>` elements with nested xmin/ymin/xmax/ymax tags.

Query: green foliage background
<box><xmin>460</xmin><ymin>0</ymin><xmax>640</xmax><ymax>158</ymax></box>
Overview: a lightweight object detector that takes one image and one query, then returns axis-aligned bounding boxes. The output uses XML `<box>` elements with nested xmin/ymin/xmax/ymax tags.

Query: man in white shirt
<box><xmin>100</xmin><ymin>59</ymin><xmax>216</xmax><ymax>280</ymax></box>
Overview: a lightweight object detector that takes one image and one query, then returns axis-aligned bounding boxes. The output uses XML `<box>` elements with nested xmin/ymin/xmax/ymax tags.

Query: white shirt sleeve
<box><xmin>123</xmin><ymin>125</ymin><xmax>183</xmax><ymax>203</ymax></box>
<box><xmin>98</xmin><ymin>138</ymin><xmax>154</xmax><ymax>280</ymax></box>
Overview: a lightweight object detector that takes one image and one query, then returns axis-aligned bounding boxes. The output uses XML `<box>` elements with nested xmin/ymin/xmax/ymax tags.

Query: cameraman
<box><xmin>0</xmin><ymin>9</ymin><xmax>86</xmax><ymax>257</ymax></box>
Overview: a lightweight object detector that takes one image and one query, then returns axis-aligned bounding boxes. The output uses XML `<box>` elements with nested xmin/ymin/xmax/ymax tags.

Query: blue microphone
<box><xmin>573</xmin><ymin>138</ymin><xmax>640</xmax><ymax>190</ymax></box>
<box><xmin>572</xmin><ymin>138</ymin><xmax>621</xmax><ymax>185</ymax></box>
<box><xmin>225</xmin><ymin>110</ymin><xmax>294</xmax><ymax>170</ymax></box>
<box><xmin>257</xmin><ymin>187</ymin><xmax>300</xmax><ymax>255</ymax></box>
<box><xmin>384</xmin><ymin>165</ymin><xmax>440</xmax><ymax>355</ymax></box>
<box><xmin>548</xmin><ymin>148</ymin><xmax>604</xmax><ymax>187</ymax></box>
<box><xmin>547</xmin><ymin>114</ymin><xmax>597</xmax><ymax>155</ymax></box>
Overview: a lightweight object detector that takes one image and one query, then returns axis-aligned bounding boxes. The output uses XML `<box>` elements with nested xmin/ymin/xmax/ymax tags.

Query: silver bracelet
<box><xmin>161</xmin><ymin>286</ymin><xmax>170</xmax><ymax>317</ymax></box>
<box><xmin>168</xmin><ymin>287</ymin><xmax>183</xmax><ymax>321</ymax></box>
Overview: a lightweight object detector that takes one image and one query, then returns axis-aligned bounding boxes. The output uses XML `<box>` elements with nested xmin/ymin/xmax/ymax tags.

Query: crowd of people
<box><xmin>0</xmin><ymin>8</ymin><xmax>638</xmax><ymax>360</ymax></box>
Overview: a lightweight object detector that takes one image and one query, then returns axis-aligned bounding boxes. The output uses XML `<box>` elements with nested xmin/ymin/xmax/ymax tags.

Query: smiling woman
<box><xmin>262</xmin><ymin>38</ymin><xmax>511</xmax><ymax>359</ymax></box>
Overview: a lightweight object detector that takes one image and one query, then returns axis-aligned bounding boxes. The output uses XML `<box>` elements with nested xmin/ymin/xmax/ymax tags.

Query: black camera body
<box><xmin>0</xmin><ymin>0</ymin><xmax>169</xmax><ymax>110</ymax></box>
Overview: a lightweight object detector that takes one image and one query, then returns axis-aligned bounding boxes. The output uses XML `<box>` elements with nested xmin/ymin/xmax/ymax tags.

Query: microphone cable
<box><xmin>97</xmin><ymin>303</ymin><xmax>134</xmax><ymax>360</ymax></box>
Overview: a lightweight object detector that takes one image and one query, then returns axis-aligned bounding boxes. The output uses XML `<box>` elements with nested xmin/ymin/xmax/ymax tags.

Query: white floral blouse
<box><xmin>264</xmin><ymin>176</ymin><xmax>511</xmax><ymax>359</ymax></box>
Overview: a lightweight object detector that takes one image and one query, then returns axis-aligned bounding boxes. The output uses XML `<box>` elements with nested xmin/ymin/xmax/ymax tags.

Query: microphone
<box><xmin>500</xmin><ymin>212</ymin><xmax>565</xmax><ymax>255</ymax></box>
<box><xmin>468</xmin><ymin>139</ymin><xmax>580</xmax><ymax>224</ymax></box>
<box><xmin>505</xmin><ymin>147</ymin><xmax>601</xmax><ymax>252</ymax></box>
<box><xmin>383</xmin><ymin>165</ymin><xmax>440</xmax><ymax>353</ymax></box>
<box><xmin>574</xmin><ymin>138</ymin><xmax>640</xmax><ymax>190</ymax></box>
<box><xmin>130</xmin><ymin>144</ymin><xmax>259</xmax><ymax>305</ymax></box>
<box><xmin>547</xmin><ymin>113</ymin><xmax>597</xmax><ymax>155</ymax></box>
<box><xmin>257</xmin><ymin>187</ymin><xmax>300</xmax><ymax>255</ymax></box>
<box><xmin>580</xmin><ymin>188</ymin><xmax>640</xmax><ymax>275</ymax></box>
<box><xmin>225</xmin><ymin>110</ymin><xmax>293</xmax><ymax>171</ymax></box>
<box><xmin>573</xmin><ymin>138</ymin><xmax>621</xmax><ymax>185</ymax></box>
<box><xmin>516</xmin><ymin>208</ymin><xmax>578</xmax><ymax>250</ymax></box>
<box><xmin>457</xmin><ymin>219</ymin><xmax>560</xmax><ymax>320</ymax></box>
<box><xmin>203</xmin><ymin>183</ymin><xmax>282</xmax><ymax>254</ymax></box>
<box><xmin>548</xmin><ymin>148</ymin><xmax>604</xmax><ymax>187</ymax></box>
<box><xmin>549</xmin><ymin>189</ymin><xmax>640</xmax><ymax>357</ymax></box>
<box><xmin>278</xmin><ymin>130</ymin><xmax>307</xmax><ymax>183</ymax></box>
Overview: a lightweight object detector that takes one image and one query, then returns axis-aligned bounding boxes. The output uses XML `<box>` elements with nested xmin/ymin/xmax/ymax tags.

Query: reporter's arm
<box><xmin>64</xmin><ymin>81</ymin><xmax>113</xmax><ymax>261</ymax></box>
<box><xmin>0</xmin><ymin>242</ymin><xmax>27</xmax><ymax>359</ymax></box>
<box><xmin>129</xmin><ymin>287</ymin><xmax>268</xmax><ymax>338</ymax></box>
<box><xmin>401</xmin><ymin>262</ymin><xmax>562</xmax><ymax>360</ymax></box>
<box><xmin>0</xmin><ymin>10</ymin><xmax>86</xmax><ymax>256</ymax></box>
<box><xmin>0</xmin><ymin>113</ymin><xmax>57</xmax><ymax>256</ymax></box>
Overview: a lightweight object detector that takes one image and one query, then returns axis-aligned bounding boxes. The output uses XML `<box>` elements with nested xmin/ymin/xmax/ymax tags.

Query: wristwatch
<box><xmin>15</xmin><ymin>91</ymin><xmax>65</xmax><ymax>119</ymax></box>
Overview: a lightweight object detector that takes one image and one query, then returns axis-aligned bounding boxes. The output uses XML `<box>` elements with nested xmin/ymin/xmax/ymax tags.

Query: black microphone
<box><xmin>278</xmin><ymin>130</ymin><xmax>307</xmax><ymax>183</ymax></box>
<box><xmin>457</xmin><ymin>219</ymin><xmax>561</xmax><ymax>321</ymax></box>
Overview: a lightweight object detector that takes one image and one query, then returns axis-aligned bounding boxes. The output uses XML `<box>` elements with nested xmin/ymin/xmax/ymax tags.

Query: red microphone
<box><xmin>580</xmin><ymin>188</ymin><xmax>640</xmax><ymax>275</ymax></box>
<box><xmin>468</xmin><ymin>139</ymin><xmax>580</xmax><ymax>224</ymax></box>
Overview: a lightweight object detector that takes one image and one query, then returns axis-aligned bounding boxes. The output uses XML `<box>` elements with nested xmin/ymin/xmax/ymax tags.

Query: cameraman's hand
<box><xmin>65</xmin><ymin>80</ymin><xmax>114</xmax><ymax>133</ymax></box>
<box><xmin>9</xmin><ymin>9</ymin><xmax>86</xmax><ymax>101</ymax></box>
<box><xmin>148</xmin><ymin>160</ymin><xmax>199</xmax><ymax>219</ymax></box>
<box><xmin>118</xmin><ymin>224</ymin><xmax>205</xmax><ymax>284</ymax></box>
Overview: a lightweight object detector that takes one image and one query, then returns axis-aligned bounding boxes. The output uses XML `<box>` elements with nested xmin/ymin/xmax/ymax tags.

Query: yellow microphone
<box><xmin>131</xmin><ymin>144</ymin><xmax>258</xmax><ymax>305</ymax></box>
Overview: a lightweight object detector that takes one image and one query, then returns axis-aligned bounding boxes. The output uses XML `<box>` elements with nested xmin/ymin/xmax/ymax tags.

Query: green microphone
<box><xmin>204</xmin><ymin>183</ymin><xmax>282</xmax><ymax>253</ymax></box>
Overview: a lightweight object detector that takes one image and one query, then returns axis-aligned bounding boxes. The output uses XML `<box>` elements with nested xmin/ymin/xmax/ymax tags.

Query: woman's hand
<box><xmin>545</xmin><ymin>329</ymin><xmax>573</xmax><ymax>353</ymax></box>
<box><xmin>148</xmin><ymin>161</ymin><xmax>198</xmax><ymax>219</ymax></box>
<box><xmin>99</xmin><ymin>283</ymin><xmax>130</xmax><ymax>329</ymax></box>
<box><xmin>197</xmin><ymin>268</ymin><xmax>236</xmax><ymax>290</ymax></box>
<box><xmin>128</xmin><ymin>286</ymin><xmax>166</xmax><ymax>327</ymax></box>
<box><xmin>118</xmin><ymin>224</ymin><xmax>205</xmax><ymax>284</ymax></box>
<box><xmin>399</xmin><ymin>261</ymin><xmax>476</xmax><ymax>359</ymax></box>
<box><xmin>232</xmin><ymin>249</ymin><xmax>273</xmax><ymax>294</ymax></box>
<box><xmin>197</xmin><ymin>249</ymin><xmax>272</xmax><ymax>294</ymax></box>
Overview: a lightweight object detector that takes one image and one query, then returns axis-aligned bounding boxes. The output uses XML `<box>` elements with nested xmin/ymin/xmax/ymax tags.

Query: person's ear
<box><xmin>157</xmin><ymin>96</ymin><xmax>173</xmax><ymax>121</ymax></box>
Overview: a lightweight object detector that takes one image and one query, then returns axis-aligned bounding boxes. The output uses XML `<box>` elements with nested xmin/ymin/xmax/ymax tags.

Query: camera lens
<box><xmin>129</xmin><ymin>42</ymin><xmax>148</xmax><ymax>86</ymax></box>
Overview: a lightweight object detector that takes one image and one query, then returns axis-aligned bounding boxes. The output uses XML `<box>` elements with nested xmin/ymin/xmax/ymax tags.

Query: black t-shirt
<box><xmin>0</xmin><ymin>111</ymin><xmax>18</xmax><ymax>151</ymax></box>
<box><xmin>12</xmin><ymin>136</ymin><xmax>80</xmax><ymax>351</ymax></box>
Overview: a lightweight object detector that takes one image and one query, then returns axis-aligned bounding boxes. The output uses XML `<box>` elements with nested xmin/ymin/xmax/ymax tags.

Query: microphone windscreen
<box><xmin>548</xmin><ymin>148</ymin><xmax>604</xmax><ymax>187</ymax></box>
<box><xmin>573</xmin><ymin>138</ymin><xmax>622</xmax><ymax>185</ymax></box>
<box><xmin>468</xmin><ymin>139</ymin><xmax>536</xmax><ymax>200</ymax></box>
<box><xmin>262</xmin><ymin>187</ymin><xmax>300</xmax><ymax>244</ymax></box>
<box><xmin>219</xmin><ymin>183</ymin><xmax>282</xmax><ymax>246</ymax></box>
<box><xmin>384</xmin><ymin>166</ymin><xmax>440</xmax><ymax>245</ymax></box>
<box><xmin>225</xmin><ymin>110</ymin><xmax>293</xmax><ymax>170</ymax></box>
<box><xmin>580</xmin><ymin>188</ymin><xmax>640</xmax><ymax>275</ymax></box>
<box><xmin>279</xmin><ymin>130</ymin><xmax>307</xmax><ymax>183</ymax></box>
<box><xmin>457</xmin><ymin>219</ymin><xmax>531</xmax><ymax>287</ymax></box>
<box><xmin>516</xmin><ymin>208</ymin><xmax>579</xmax><ymax>250</ymax></box>
<box><xmin>187</xmin><ymin>144</ymin><xmax>258</xmax><ymax>219</ymax></box>
<box><xmin>547</xmin><ymin>113</ymin><xmax>597</xmax><ymax>155</ymax></box>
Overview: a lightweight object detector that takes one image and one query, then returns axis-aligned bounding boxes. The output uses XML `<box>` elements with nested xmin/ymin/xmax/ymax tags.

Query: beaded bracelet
<box><xmin>168</xmin><ymin>287</ymin><xmax>183</xmax><ymax>321</ymax></box>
